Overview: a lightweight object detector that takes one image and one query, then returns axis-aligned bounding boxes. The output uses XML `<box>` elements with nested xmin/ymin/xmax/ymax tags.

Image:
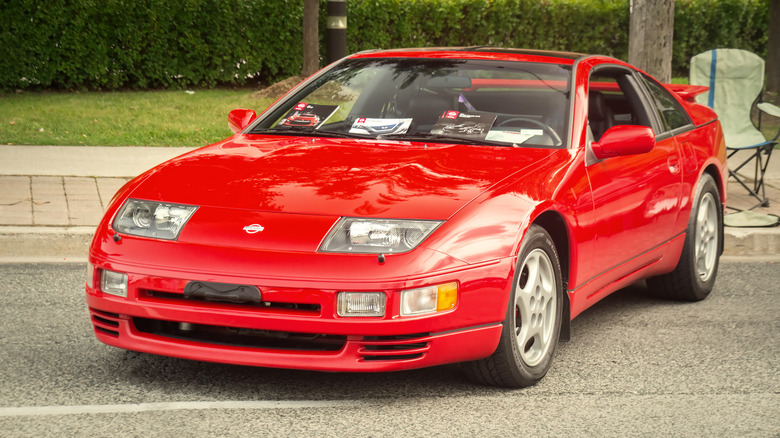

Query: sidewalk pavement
<box><xmin>0</xmin><ymin>145</ymin><xmax>778</xmax><ymax>262</ymax></box>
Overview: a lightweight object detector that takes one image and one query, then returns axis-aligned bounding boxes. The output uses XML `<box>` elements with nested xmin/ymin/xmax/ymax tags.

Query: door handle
<box><xmin>667</xmin><ymin>156</ymin><xmax>680</xmax><ymax>174</ymax></box>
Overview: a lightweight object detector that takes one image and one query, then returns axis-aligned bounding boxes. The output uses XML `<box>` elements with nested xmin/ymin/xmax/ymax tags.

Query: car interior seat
<box><xmin>405</xmin><ymin>93</ymin><xmax>452</xmax><ymax>131</ymax></box>
<box><xmin>588</xmin><ymin>91</ymin><xmax>615</xmax><ymax>141</ymax></box>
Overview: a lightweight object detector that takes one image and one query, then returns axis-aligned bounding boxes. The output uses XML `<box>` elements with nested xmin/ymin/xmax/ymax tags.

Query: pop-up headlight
<box><xmin>320</xmin><ymin>218</ymin><xmax>442</xmax><ymax>254</ymax></box>
<box><xmin>113</xmin><ymin>199</ymin><xmax>198</xmax><ymax>240</ymax></box>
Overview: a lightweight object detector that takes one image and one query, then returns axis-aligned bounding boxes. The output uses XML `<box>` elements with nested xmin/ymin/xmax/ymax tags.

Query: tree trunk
<box><xmin>767</xmin><ymin>0</ymin><xmax>779</xmax><ymax>101</ymax></box>
<box><xmin>628</xmin><ymin>0</ymin><xmax>674</xmax><ymax>83</ymax></box>
<box><xmin>302</xmin><ymin>0</ymin><xmax>320</xmax><ymax>77</ymax></box>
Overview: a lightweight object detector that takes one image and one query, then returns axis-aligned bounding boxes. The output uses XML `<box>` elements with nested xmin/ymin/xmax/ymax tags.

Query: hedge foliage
<box><xmin>347</xmin><ymin>0</ymin><xmax>630</xmax><ymax>59</ymax></box>
<box><xmin>0</xmin><ymin>0</ymin><xmax>770</xmax><ymax>90</ymax></box>
<box><xmin>0</xmin><ymin>0</ymin><xmax>304</xmax><ymax>90</ymax></box>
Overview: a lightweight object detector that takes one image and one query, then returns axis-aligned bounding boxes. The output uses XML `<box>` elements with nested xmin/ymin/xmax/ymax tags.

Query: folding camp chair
<box><xmin>690</xmin><ymin>49</ymin><xmax>780</xmax><ymax>209</ymax></box>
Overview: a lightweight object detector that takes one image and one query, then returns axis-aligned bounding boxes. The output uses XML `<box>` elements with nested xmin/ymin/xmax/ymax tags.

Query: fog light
<box><xmin>400</xmin><ymin>282</ymin><xmax>458</xmax><ymax>316</ymax></box>
<box><xmin>100</xmin><ymin>269</ymin><xmax>128</xmax><ymax>297</ymax></box>
<box><xmin>337</xmin><ymin>292</ymin><xmax>386</xmax><ymax>317</ymax></box>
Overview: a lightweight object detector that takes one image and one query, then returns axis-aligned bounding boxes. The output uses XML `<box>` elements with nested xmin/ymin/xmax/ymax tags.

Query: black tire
<box><xmin>462</xmin><ymin>225</ymin><xmax>564</xmax><ymax>388</ymax></box>
<box><xmin>647</xmin><ymin>173</ymin><xmax>722</xmax><ymax>301</ymax></box>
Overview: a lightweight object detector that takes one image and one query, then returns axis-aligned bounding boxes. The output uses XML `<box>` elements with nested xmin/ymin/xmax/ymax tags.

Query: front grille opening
<box><xmin>133</xmin><ymin>317</ymin><xmax>345</xmax><ymax>351</ymax></box>
<box><xmin>142</xmin><ymin>290</ymin><xmax>320</xmax><ymax>313</ymax></box>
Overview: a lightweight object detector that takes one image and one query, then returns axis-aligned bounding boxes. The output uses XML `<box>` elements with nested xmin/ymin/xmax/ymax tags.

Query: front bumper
<box><xmin>85</xmin><ymin>257</ymin><xmax>512</xmax><ymax>372</ymax></box>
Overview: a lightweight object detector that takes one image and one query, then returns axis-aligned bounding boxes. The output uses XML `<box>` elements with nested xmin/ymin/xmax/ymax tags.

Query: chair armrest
<box><xmin>757</xmin><ymin>102</ymin><xmax>780</xmax><ymax>142</ymax></box>
<box><xmin>757</xmin><ymin>102</ymin><xmax>780</xmax><ymax>118</ymax></box>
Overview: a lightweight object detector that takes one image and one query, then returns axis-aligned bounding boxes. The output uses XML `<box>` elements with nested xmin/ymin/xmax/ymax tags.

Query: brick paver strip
<box><xmin>32</xmin><ymin>176</ymin><xmax>69</xmax><ymax>226</ymax></box>
<box><xmin>96</xmin><ymin>178</ymin><xmax>131</xmax><ymax>210</ymax></box>
<box><xmin>0</xmin><ymin>176</ymin><xmax>32</xmax><ymax>225</ymax></box>
<box><xmin>64</xmin><ymin>177</ymin><xmax>103</xmax><ymax>226</ymax></box>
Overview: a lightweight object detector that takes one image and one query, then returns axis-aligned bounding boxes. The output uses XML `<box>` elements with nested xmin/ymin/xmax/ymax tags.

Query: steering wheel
<box><xmin>496</xmin><ymin>117</ymin><xmax>562</xmax><ymax>146</ymax></box>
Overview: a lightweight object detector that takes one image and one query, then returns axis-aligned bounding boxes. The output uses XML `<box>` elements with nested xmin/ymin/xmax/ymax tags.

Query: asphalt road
<box><xmin>0</xmin><ymin>261</ymin><xmax>777</xmax><ymax>437</ymax></box>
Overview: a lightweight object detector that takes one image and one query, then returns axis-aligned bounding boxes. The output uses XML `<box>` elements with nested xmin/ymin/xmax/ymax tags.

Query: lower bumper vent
<box><xmin>90</xmin><ymin>308</ymin><xmax>120</xmax><ymax>337</ymax></box>
<box><xmin>360</xmin><ymin>333</ymin><xmax>430</xmax><ymax>361</ymax></box>
<box><xmin>133</xmin><ymin>317</ymin><xmax>346</xmax><ymax>352</ymax></box>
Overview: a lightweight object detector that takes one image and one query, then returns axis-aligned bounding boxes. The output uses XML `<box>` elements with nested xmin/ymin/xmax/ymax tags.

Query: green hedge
<box><xmin>673</xmin><ymin>0</ymin><xmax>769</xmax><ymax>76</ymax></box>
<box><xmin>0</xmin><ymin>0</ymin><xmax>769</xmax><ymax>90</ymax></box>
<box><xmin>347</xmin><ymin>0</ymin><xmax>630</xmax><ymax>60</ymax></box>
<box><xmin>0</xmin><ymin>0</ymin><xmax>304</xmax><ymax>90</ymax></box>
<box><xmin>348</xmin><ymin>0</ymin><xmax>769</xmax><ymax>77</ymax></box>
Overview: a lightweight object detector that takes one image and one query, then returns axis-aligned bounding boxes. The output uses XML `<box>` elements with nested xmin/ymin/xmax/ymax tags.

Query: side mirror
<box><xmin>591</xmin><ymin>125</ymin><xmax>655</xmax><ymax>159</ymax></box>
<box><xmin>228</xmin><ymin>109</ymin><xmax>258</xmax><ymax>134</ymax></box>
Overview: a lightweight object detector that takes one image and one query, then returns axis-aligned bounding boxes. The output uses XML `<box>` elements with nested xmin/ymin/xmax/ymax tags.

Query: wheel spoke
<box><xmin>694</xmin><ymin>193</ymin><xmax>718</xmax><ymax>282</ymax></box>
<box><xmin>515</xmin><ymin>249</ymin><xmax>557</xmax><ymax>367</ymax></box>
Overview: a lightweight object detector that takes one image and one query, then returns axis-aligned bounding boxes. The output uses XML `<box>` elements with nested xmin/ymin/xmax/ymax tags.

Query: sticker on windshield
<box><xmin>349</xmin><ymin>118</ymin><xmax>412</xmax><ymax>135</ymax></box>
<box><xmin>430</xmin><ymin>111</ymin><xmax>497</xmax><ymax>140</ymax></box>
<box><xmin>278</xmin><ymin>103</ymin><xmax>339</xmax><ymax>129</ymax></box>
<box><xmin>485</xmin><ymin>129</ymin><xmax>544</xmax><ymax>144</ymax></box>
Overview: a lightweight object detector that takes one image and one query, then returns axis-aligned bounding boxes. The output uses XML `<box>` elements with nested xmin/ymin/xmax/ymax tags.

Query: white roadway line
<box><xmin>0</xmin><ymin>400</ymin><xmax>363</xmax><ymax>417</ymax></box>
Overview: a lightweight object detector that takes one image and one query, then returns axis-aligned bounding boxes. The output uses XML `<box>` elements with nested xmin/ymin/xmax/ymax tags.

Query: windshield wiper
<box><xmin>376</xmin><ymin>132</ymin><xmax>516</xmax><ymax>147</ymax></box>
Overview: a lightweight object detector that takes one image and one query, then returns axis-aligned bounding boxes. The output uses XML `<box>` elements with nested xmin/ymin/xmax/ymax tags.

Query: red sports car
<box><xmin>282</xmin><ymin>112</ymin><xmax>321</xmax><ymax>127</ymax></box>
<box><xmin>86</xmin><ymin>48</ymin><xmax>727</xmax><ymax>388</ymax></box>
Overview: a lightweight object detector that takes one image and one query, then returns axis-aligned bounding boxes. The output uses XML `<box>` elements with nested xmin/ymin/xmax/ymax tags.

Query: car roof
<box><xmin>349</xmin><ymin>46</ymin><xmax>588</xmax><ymax>65</ymax></box>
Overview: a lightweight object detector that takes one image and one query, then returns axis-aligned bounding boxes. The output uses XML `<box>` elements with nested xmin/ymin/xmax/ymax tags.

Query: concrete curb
<box><xmin>723</xmin><ymin>226</ymin><xmax>780</xmax><ymax>256</ymax></box>
<box><xmin>0</xmin><ymin>226</ymin><xmax>93</xmax><ymax>263</ymax></box>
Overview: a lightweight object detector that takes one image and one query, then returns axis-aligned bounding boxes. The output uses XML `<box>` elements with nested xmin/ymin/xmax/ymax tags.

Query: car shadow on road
<box><xmin>100</xmin><ymin>281</ymin><xmax>678</xmax><ymax>400</ymax></box>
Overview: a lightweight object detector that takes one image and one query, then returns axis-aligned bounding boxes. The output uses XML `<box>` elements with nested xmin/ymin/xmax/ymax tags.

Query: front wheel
<box><xmin>462</xmin><ymin>225</ymin><xmax>563</xmax><ymax>388</ymax></box>
<box><xmin>648</xmin><ymin>173</ymin><xmax>722</xmax><ymax>301</ymax></box>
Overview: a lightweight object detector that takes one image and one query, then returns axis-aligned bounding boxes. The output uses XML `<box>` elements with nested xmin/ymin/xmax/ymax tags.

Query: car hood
<box><xmin>129</xmin><ymin>135</ymin><xmax>556</xmax><ymax>221</ymax></box>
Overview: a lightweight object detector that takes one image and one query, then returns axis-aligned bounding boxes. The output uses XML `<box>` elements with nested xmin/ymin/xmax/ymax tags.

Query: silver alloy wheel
<box><xmin>695</xmin><ymin>192</ymin><xmax>718</xmax><ymax>282</ymax></box>
<box><xmin>515</xmin><ymin>248</ymin><xmax>557</xmax><ymax>367</ymax></box>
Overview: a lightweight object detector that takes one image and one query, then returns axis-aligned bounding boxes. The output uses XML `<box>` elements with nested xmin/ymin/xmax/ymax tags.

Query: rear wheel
<box><xmin>648</xmin><ymin>173</ymin><xmax>722</xmax><ymax>301</ymax></box>
<box><xmin>462</xmin><ymin>225</ymin><xmax>563</xmax><ymax>388</ymax></box>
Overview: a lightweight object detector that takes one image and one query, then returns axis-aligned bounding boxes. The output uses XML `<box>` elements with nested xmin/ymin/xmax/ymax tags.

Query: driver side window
<box><xmin>588</xmin><ymin>69</ymin><xmax>654</xmax><ymax>141</ymax></box>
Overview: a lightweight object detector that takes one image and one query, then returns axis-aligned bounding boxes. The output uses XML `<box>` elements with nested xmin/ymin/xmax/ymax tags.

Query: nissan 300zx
<box><xmin>86</xmin><ymin>48</ymin><xmax>727</xmax><ymax>388</ymax></box>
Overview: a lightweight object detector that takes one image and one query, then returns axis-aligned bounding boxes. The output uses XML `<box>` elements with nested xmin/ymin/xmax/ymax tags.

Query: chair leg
<box><xmin>752</xmin><ymin>145</ymin><xmax>772</xmax><ymax>208</ymax></box>
<box><xmin>726</xmin><ymin>144</ymin><xmax>774</xmax><ymax>210</ymax></box>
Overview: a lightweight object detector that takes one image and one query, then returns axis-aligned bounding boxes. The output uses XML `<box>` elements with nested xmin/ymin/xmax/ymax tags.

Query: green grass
<box><xmin>0</xmin><ymin>89</ymin><xmax>275</xmax><ymax>147</ymax></box>
<box><xmin>1</xmin><ymin>84</ymin><xmax>778</xmax><ymax>147</ymax></box>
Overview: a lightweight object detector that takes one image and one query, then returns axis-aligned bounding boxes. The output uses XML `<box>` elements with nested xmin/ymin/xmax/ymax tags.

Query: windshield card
<box><xmin>349</xmin><ymin>118</ymin><xmax>412</xmax><ymax>135</ymax></box>
<box><xmin>430</xmin><ymin>111</ymin><xmax>497</xmax><ymax>140</ymax></box>
<box><xmin>278</xmin><ymin>103</ymin><xmax>339</xmax><ymax>129</ymax></box>
<box><xmin>485</xmin><ymin>129</ymin><xmax>544</xmax><ymax>144</ymax></box>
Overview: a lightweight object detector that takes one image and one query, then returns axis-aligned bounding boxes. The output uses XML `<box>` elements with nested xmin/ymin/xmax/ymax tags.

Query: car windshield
<box><xmin>250</xmin><ymin>57</ymin><xmax>572</xmax><ymax>148</ymax></box>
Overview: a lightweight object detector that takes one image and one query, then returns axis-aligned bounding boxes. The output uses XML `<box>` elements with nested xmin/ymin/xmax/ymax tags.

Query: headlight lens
<box><xmin>320</xmin><ymin>218</ymin><xmax>443</xmax><ymax>253</ymax></box>
<box><xmin>113</xmin><ymin>199</ymin><xmax>198</xmax><ymax>240</ymax></box>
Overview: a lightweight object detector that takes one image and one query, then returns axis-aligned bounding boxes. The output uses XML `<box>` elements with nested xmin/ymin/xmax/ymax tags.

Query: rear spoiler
<box><xmin>665</xmin><ymin>84</ymin><xmax>709</xmax><ymax>103</ymax></box>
